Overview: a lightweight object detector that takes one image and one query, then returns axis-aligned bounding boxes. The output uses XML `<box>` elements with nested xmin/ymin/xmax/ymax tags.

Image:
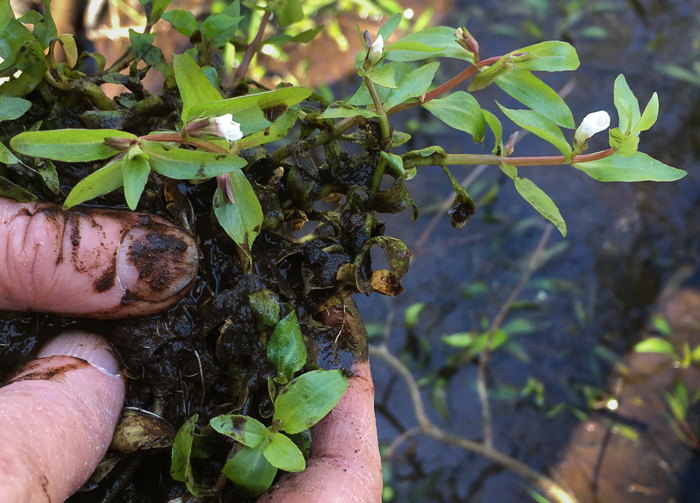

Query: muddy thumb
<box><xmin>0</xmin><ymin>198</ymin><xmax>198</xmax><ymax>319</ymax></box>
<box><xmin>0</xmin><ymin>330</ymin><xmax>126</xmax><ymax>503</ymax></box>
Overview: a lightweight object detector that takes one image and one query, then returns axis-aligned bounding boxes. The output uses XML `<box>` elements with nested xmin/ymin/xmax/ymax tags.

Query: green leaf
<box><xmin>122</xmin><ymin>153</ymin><xmax>150</xmax><ymax>210</ymax></box>
<box><xmin>377</xmin><ymin>12</ymin><xmax>402</xmax><ymax>42</ymax></box>
<box><xmin>248</xmin><ymin>290</ymin><xmax>281</xmax><ymax>331</ymax></box>
<box><xmin>499</xmin><ymin>162</ymin><xmax>517</xmax><ymax>179</ymax></box>
<box><xmin>238</xmin><ymin>108</ymin><xmax>300</xmax><ymax>149</ymax></box>
<box><xmin>33</xmin><ymin>0</ymin><xmax>56</xmax><ymax>48</ymax></box>
<box><xmin>613</xmin><ymin>74</ymin><xmax>640</xmax><ymax>135</ymax></box>
<box><xmin>0</xmin><ymin>96</ymin><xmax>31</xmax><ymax>122</ymax></box>
<box><xmin>495</xmin><ymin>68</ymin><xmax>575</xmax><ymax>128</ymax></box>
<box><xmin>360</xmin><ymin>236</ymin><xmax>411</xmax><ymax>278</ymax></box>
<box><xmin>57</xmin><ymin>34</ymin><xmax>78</xmax><ymax>68</ymax></box>
<box><xmin>63</xmin><ymin>157</ymin><xmax>124</xmax><ymax>209</ymax></box>
<box><xmin>276</xmin><ymin>0</ymin><xmax>303</xmax><ymax>27</ymax></box>
<box><xmin>633</xmin><ymin>337</ymin><xmax>678</xmax><ymax>359</ymax></box>
<box><xmin>201</xmin><ymin>13</ymin><xmax>243</xmax><ymax>47</ymax></box>
<box><xmin>171</xmin><ymin>414</ymin><xmax>196</xmax><ymax>482</ymax></box>
<box><xmin>572</xmin><ymin>152</ymin><xmax>686</xmax><ymax>182</ymax></box>
<box><xmin>0</xmin><ymin>36</ymin><xmax>46</xmax><ymax>96</ymax></box>
<box><xmin>171</xmin><ymin>415</ymin><xmax>215</xmax><ymax>497</ymax></box>
<box><xmin>404</xmin><ymin>302</ymin><xmax>425</xmax><ymax>329</ymax></box>
<box><xmin>497</xmin><ymin>104</ymin><xmax>572</xmax><ymax>160</ymax></box>
<box><xmin>423</xmin><ymin>91</ymin><xmax>485</xmax><ymax>142</ymax></box>
<box><xmin>291</xmin><ymin>26</ymin><xmax>324</xmax><ymax>43</ymax></box>
<box><xmin>128</xmin><ymin>29</ymin><xmax>157</xmax><ymax>59</ymax></box>
<box><xmin>213</xmin><ymin>169</ymin><xmax>263</xmax><ymax>265</ymax></box>
<box><xmin>162</xmin><ymin>10</ymin><xmax>198</xmax><ymax>37</ymax></box>
<box><xmin>365</xmin><ymin>64</ymin><xmax>397</xmax><ymax>89</ymax></box>
<box><xmin>187</xmin><ymin>87</ymin><xmax>312</xmax><ymax>132</ymax></box>
<box><xmin>37</xmin><ymin>160</ymin><xmax>59</xmax><ymax>194</ymax></box>
<box><xmin>348</xmin><ymin>62</ymin><xmax>410</xmax><ymax>107</ymax></box>
<box><xmin>0</xmin><ymin>175</ymin><xmax>37</xmax><ymax>202</ymax></box>
<box><xmin>173</xmin><ymin>53</ymin><xmax>223</xmax><ymax>123</ymax></box>
<box><xmin>512</xmin><ymin>172</ymin><xmax>567</xmax><ymax>237</ymax></box>
<box><xmin>210</xmin><ymin>414</ymin><xmax>269</xmax><ymax>448</ymax></box>
<box><xmin>10</xmin><ymin>129</ymin><xmax>136</xmax><ymax>162</ymax></box>
<box><xmin>482</xmin><ymin>109</ymin><xmax>503</xmax><ymax>154</ymax></box>
<box><xmin>384</xmin><ymin>40</ymin><xmax>444</xmax><ymax>54</ymax></box>
<box><xmin>380</xmin><ymin>151</ymin><xmax>405</xmax><ymax>178</ymax></box>
<box><xmin>320</xmin><ymin>102</ymin><xmax>379</xmax><ymax>119</ymax></box>
<box><xmin>0</xmin><ymin>0</ymin><xmax>12</xmax><ymax>33</ymax></box>
<box><xmin>512</xmin><ymin>41</ymin><xmax>580</xmax><ymax>72</ymax></box>
<box><xmin>148</xmin><ymin>0</ymin><xmax>172</xmax><ymax>23</ymax></box>
<box><xmin>268</xmin><ymin>311</ymin><xmax>307</xmax><ymax>383</ymax></box>
<box><xmin>608</xmin><ymin>128</ymin><xmax>639</xmax><ymax>157</ymax></box>
<box><xmin>263</xmin><ymin>432</ymin><xmax>305</xmax><ymax>472</ymax></box>
<box><xmin>386</xmin><ymin>61</ymin><xmax>440</xmax><ymax>110</ymax></box>
<box><xmin>631</xmin><ymin>92</ymin><xmax>659</xmax><ymax>134</ymax></box>
<box><xmin>384</xmin><ymin>26</ymin><xmax>473</xmax><ymax>63</ymax></box>
<box><xmin>223</xmin><ymin>443</ymin><xmax>277</xmax><ymax>496</ymax></box>
<box><xmin>0</xmin><ymin>141</ymin><xmax>18</xmax><ymax>164</ymax></box>
<box><xmin>469</xmin><ymin>55</ymin><xmax>514</xmax><ymax>92</ymax></box>
<box><xmin>273</xmin><ymin>369</ymin><xmax>348</xmax><ymax>434</ymax></box>
<box><xmin>140</xmin><ymin>140</ymin><xmax>246</xmax><ymax>179</ymax></box>
<box><xmin>651</xmin><ymin>315</ymin><xmax>671</xmax><ymax>336</ymax></box>
<box><xmin>442</xmin><ymin>331</ymin><xmax>473</xmax><ymax>347</ymax></box>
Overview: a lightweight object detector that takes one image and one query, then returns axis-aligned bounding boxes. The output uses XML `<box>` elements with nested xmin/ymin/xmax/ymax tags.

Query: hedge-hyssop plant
<box><xmin>0</xmin><ymin>0</ymin><xmax>686</xmax><ymax>498</ymax></box>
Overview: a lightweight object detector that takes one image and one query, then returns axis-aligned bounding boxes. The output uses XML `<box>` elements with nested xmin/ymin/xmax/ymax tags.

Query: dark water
<box><xmin>354</xmin><ymin>0</ymin><xmax>700</xmax><ymax>501</ymax></box>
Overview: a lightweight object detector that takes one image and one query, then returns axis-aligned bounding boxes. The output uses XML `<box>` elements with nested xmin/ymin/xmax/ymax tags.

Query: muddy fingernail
<box><xmin>37</xmin><ymin>330</ymin><xmax>121</xmax><ymax>376</ymax></box>
<box><xmin>117</xmin><ymin>222</ymin><xmax>198</xmax><ymax>303</ymax></box>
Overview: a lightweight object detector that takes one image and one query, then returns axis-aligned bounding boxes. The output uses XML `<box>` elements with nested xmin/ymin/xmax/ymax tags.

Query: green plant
<box><xmin>0</xmin><ymin>0</ymin><xmax>688</xmax><ymax>499</ymax></box>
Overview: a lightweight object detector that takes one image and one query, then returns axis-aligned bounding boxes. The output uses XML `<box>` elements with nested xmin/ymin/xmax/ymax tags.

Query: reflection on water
<box><xmin>354</xmin><ymin>0</ymin><xmax>700</xmax><ymax>501</ymax></box>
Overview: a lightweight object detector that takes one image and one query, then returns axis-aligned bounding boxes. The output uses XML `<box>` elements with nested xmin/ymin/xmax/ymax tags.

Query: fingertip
<box><xmin>0</xmin><ymin>330</ymin><xmax>126</xmax><ymax>502</ymax></box>
<box><xmin>37</xmin><ymin>330</ymin><xmax>121</xmax><ymax>376</ymax></box>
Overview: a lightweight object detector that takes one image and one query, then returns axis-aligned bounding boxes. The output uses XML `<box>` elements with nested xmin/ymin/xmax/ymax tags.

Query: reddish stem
<box><xmin>233</xmin><ymin>11</ymin><xmax>272</xmax><ymax>87</ymax></box>
<box><xmin>387</xmin><ymin>54</ymin><xmax>515</xmax><ymax>115</ymax></box>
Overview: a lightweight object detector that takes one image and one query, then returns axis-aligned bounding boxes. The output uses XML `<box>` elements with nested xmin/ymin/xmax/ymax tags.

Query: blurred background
<box><xmin>12</xmin><ymin>0</ymin><xmax>700</xmax><ymax>500</ymax></box>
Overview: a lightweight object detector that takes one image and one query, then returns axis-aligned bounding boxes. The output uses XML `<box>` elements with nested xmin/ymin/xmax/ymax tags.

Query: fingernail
<box><xmin>117</xmin><ymin>222</ymin><xmax>198</xmax><ymax>303</ymax></box>
<box><xmin>37</xmin><ymin>330</ymin><xmax>121</xmax><ymax>376</ymax></box>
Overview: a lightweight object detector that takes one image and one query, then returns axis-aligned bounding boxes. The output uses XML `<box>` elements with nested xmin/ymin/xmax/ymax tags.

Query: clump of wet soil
<box><xmin>0</xmin><ymin>81</ymin><xmax>404</xmax><ymax>501</ymax></box>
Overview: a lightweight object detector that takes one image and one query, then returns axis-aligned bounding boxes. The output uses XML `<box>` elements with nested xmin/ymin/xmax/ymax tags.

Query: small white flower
<box><xmin>367</xmin><ymin>34</ymin><xmax>384</xmax><ymax>66</ymax></box>
<box><xmin>214</xmin><ymin>114</ymin><xmax>243</xmax><ymax>142</ymax></box>
<box><xmin>574</xmin><ymin>110</ymin><xmax>611</xmax><ymax>153</ymax></box>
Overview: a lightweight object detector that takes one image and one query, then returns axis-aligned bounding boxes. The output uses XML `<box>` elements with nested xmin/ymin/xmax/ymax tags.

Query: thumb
<box><xmin>0</xmin><ymin>330</ymin><xmax>126</xmax><ymax>502</ymax></box>
<box><xmin>0</xmin><ymin>197</ymin><xmax>198</xmax><ymax>319</ymax></box>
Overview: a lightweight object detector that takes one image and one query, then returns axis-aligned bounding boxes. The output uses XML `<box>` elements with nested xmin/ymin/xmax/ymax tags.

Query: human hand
<box><xmin>0</xmin><ymin>198</ymin><xmax>382</xmax><ymax>502</ymax></box>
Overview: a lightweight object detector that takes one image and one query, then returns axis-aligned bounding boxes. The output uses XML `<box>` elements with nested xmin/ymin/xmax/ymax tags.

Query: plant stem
<box><xmin>369</xmin><ymin>343</ymin><xmax>579</xmax><ymax>503</ymax></box>
<box><xmin>44</xmin><ymin>71</ymin><xmax>118</xmax><ymax>111</ymax></box>
<box><xmin>477</xmin><ymin>225</ymin><xmax>553</xmax><ymax>448</ymax></box>
<box><xmin>271</xmin><ymin>116</ymin><xmax>363</xmax><ymax>162</ymax></box>
<box><xmin>387</xmin><ymin>54</ymin><xmax>511</xmax><ymax>115</ymax></box>
<box><xmin>363</xmin><ymin>76</ymin><xmax>391</xmax><ymax>143</ymax></box>
<box><xmin>404</xmin><ymin>148</ymin><xmax>616</xmax><ymax>170</ymax></box>
<box><xmin>140</xmin><ymin>132</ymin><xmax>231</xmax><ymax>154</ymax></box>
<box><xmin>233</xmin><ymin>11</ymin><xmax>271</xmax><ymax>88</ymax></box>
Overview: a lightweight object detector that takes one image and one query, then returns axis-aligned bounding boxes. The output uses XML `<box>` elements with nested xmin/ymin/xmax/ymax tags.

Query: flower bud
<box><xmin>103</xmin><ymin>136</ymin><xmax>135</xmax><ymax>151</ymax></box>
<box><xmin>186</xmin><ymin>114</ymin><xmax>243</xmax><ymax>142</ymax></box>
<box><xmin>217</xmin><ymin>173</ymin><xmax>236</xmax><ymax>205</ymax></box>
<box><xmin>455</xmin><ymin>27</ymin><xmax>479</xmax><ymax>63</ymax></box>
<box><xmin>573</xmin><ymin>111</ymin><xmax>611</xmax><ymax>154</ymax></box>
<box><xmin>367</xmin><ymin>34</ymin><xmax>384</xmax><ymax>66</ymax></box>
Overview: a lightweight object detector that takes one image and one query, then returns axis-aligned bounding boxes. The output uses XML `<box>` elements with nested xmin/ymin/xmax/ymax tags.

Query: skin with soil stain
<box><xmin>0</xmin><ymin>198</ymin><xmax>198</xmax><ymax>318</ymax></box>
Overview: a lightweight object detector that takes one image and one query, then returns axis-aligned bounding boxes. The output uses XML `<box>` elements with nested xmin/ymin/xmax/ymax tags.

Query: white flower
<box><xmin>367</xmin><ymin>34</ymin><xmax>384</xmax><ymax>65</ymax></box>
<box><xmin>214</xmin><ymin>114</ymin><xmax>243</xmax><ymax>142</ymax></box>
<box><xmin>574</xmin><ymin>110</ymin><xmax>611</xmax><ymax>153</ymax></box>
